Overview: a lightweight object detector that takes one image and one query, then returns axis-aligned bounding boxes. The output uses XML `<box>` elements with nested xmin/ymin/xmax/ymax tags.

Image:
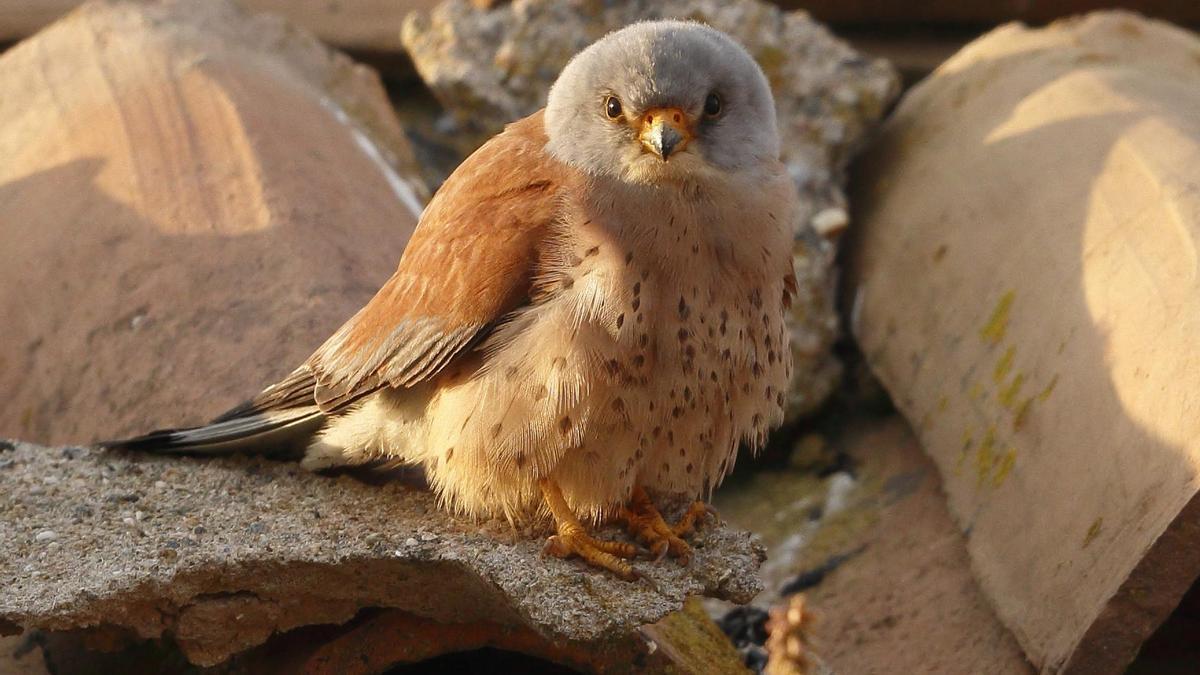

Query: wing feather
<box><xmin>306</xmin><ymin>110</ymin><xmax>567</xmax><ymax>412</ymax></box>
<box><xmin>212</xmin><ymin>367</ymin><xmax>319</xmax><ymax>422</ymax></box>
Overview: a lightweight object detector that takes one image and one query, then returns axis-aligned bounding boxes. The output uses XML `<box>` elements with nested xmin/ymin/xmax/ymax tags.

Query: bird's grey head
<box><xmin>544</xmin><ymin>21</ymin><xmax>780</xmax><ymax>184</ymax></box>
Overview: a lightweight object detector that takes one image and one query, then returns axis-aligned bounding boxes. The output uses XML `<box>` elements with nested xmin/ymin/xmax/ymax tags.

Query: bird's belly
<box><xmin>615</xmin><ymin>280</ymin><xmax>792</xmax><ymax>497</ymax></box>
<box><xmin>519</xmin><ymin>265</ymin><xmax>791</xmax><ymax>505</ymax></box>
<box><xmin>411</xmin><ymin>251</ymin><xmax>791</xmax><ymax>522</ymax></box>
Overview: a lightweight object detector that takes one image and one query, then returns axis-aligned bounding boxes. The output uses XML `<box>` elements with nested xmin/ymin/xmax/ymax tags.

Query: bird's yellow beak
<box><xmin>638</xmin><ymin>107</ymin><xmax>693</xmax><ymax>161</ymax></box>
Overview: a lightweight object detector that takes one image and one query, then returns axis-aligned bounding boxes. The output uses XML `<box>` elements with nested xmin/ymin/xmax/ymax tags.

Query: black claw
<box><xmin>651</xmin><ymin>541</ymin><xmax>670</xmax><ymax>562</ymax></box>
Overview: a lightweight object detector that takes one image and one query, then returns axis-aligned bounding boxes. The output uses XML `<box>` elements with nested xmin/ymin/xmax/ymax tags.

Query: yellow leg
<box><xmin>539</xmin><ymin>478</ymin><xmax>639</xmax><ymax>580</ymax></box>
<box><xmin>620</xmin><ymin>487</ymin><xmax>718</xmax><ymax>565</ymax></box>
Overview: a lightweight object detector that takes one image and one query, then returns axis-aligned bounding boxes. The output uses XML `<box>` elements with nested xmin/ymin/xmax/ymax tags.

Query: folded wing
<box><xmin>307</xmin><ymin>111</ymin><xmax>565</xmax><ymax>412</ymax></box>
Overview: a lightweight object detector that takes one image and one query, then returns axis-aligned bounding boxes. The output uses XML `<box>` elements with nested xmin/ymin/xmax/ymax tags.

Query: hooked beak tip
<box><xmin>639</xmin><ymin>109</ymin><xmax>690</xmax><ymax>161</ymax></box>
<box><xmin>644</xmin><ymin>125</ymin><xmax>684</xmax><ymax>161</ymax></box>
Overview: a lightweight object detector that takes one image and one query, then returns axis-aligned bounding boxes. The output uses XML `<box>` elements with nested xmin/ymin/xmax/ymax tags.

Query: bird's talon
<box><xmin>543</xmin><ymin>529</ymin><xmax>638</xmax><ymax>580</ymax></box>
<box><xmin>673</xmin><ymin>500</ymin><xmax>719</xmax><ymax>537</ymax></box>
<box><xmin>542</xmin><ymin>534</ymin><xmax>567</xmax><ymax>559</ymax></box>
<box><xmin>540</xmin><ymin>478</ymin><xmax>639</xmax><ymax>580</ymax></box>
<box><xmin>623</xmin><ymin>486</ymin><xmax>699</xmax><ymax>566</ymax></box>
<box><xmin>651</xmin><ymin>540</ymin><xmax>670</xmax><ymax>562</ymax></box>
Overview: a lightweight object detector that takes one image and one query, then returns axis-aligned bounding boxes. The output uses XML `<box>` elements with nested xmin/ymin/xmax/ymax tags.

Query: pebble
<box><xmin>419</xmin><ymin>532</ymin><xmax>438</xmax><ymax>542</ymax></box>
<box><xmin>811</xmin><ymin>207</ymin><xmax>850</xmax><ymax>238</ymax></box>
<box><xmin>404</xmin><ymin>537</ymin><xmax>419</xmax><ymax>547</ymax></box>
<box><xmin>35</xmin><ymin>530</ymin><xmax>58</xmax><ymax>543</ymax></box>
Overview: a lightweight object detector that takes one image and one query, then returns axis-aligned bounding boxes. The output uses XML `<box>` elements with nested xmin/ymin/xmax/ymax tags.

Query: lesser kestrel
<box><xmin>107</xmin><ymin>20</ymin><xmax>799</xmax><ymax>579</ymax></box>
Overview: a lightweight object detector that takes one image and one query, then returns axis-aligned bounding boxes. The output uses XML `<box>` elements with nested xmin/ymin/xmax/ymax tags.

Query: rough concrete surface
<box><xmin>402</xmin><ymin>0</ymin><xmax>901</xmax><ymax>420</ymax></box>
<box><xmin>0</xmin><ymin>440</ymin><xmax>763</xmax><ymax>667</ymax></box>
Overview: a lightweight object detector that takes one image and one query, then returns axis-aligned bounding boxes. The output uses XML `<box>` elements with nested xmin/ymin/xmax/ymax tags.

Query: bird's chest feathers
<box><xmin>531</xmin><ymin>179</ymin><xmax>792</xmax><ymax>442</ymax></box>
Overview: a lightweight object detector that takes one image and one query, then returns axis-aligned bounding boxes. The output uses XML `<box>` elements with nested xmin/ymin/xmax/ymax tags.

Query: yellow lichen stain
<box><xmin>1010</xmin><ymin>374</ymin><xmax>1058</xmax><ymax>429</ymax></box>
<box><xmin>650</xmin><ymin>597</ymin><xmax>752</xmax><ymax>673</ymax></box>
<box><xmin>999</xmin><ymin>373</ymin><xmax>1025</xmax><ymax>409</ymax></box>
<box><xmin>993</xmin><ymin>346</ymin><xmax>1016</xmax><ymax>384</ymax></box>
<box><xmin>1083</xmin><ymin>518</ymin><xmax>1104</xmax><ymax>548</ymax></box>
<box><xmin>956</xmin><ymin>429</ymin><xmax>974</xmax><ymax>474</ymax></box>
<box><xmin>1038</xmin><ymin>375</ymin><xmax>1059</xmax><ymax>403</ymax></box>
<box><xmin>968</xmin><ymin>381</ymin><xmax>985</xmax><ymax>401</ymax></box>
<box><xmin>998</xmin><ymin>369</ymin><xmax>1027</xmax><ymax>408</ymax></box>
<box><xmin>932</xmin><ymin>244</ymin><xmax>948</xmax><ymax>262</ymax></box>
<box><xmin>976</xmin><ymin>448</ymin><xmax>993</xmax><ymax>487</ymax></box>
<box><xmin>976</xmin><ymin>426</ymin><xmax>997</xmax><ymax>487</ymax></box>
<box><xmin>937</xmin><ymin>395</ymin><xmax>949</xmax><ymax>412</ymax></box>
<box><xmin>1013</xmin><ymin>397</ymin><xmax>1034</xmax><ymax>431</ymax></box>
<box><xmin>980</xmin><ymin>290</ymin><xmax>1015</xmax><ymax>345</ymax></box>
<box><xmin>992</xmin><ymin>449</ymin><xmax>1017</xmax><ymax>487</ymax></box>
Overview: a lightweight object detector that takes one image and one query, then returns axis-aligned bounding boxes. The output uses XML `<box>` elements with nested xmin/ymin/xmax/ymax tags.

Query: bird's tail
<box><xmin>99</xmin><ymin>406</ymin><xmax>327</xmax><ymax>459</ymax></box>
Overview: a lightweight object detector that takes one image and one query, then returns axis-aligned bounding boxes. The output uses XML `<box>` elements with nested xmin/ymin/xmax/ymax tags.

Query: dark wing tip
<box><xmin>97</xmin><ymin>428</ymin><xmax>188</xmax><ymax>451</ymax></box>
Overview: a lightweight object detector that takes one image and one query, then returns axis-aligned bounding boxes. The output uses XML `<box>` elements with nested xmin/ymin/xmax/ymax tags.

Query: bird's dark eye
<box><xmin>605</xmin><ymin>96</ymin><xmax>623</xmax><ymax>119</ymax></box>
<box><xmin>704</xmin><ymin>92</ymin><xmax>722</xmax><ymax>118</ymax></box>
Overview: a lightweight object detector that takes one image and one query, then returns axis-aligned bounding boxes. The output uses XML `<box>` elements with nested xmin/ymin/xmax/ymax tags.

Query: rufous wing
<box><xmin>306</xmin><ymin>110</ymin><xmax>566</xmax><ymax>412</ymax></box>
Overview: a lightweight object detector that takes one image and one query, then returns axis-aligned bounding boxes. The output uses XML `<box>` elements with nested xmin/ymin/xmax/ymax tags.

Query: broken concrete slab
<box><xmin>0</xmin><ymin>0</ymin><xmax>427</xmax><ymax>446</ymax></box>
<box><xmin>847</xmin><ymin>11</ymin><xmax>1200</xmax><ymax>674</ymax></box>
<box><xmin>0</xmin><ymin>440</ymin><xmax>763</xmax><ymax>668</ymax></box>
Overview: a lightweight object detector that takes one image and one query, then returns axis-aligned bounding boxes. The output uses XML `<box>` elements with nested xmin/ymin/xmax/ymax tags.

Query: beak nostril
<box><xmin>673</xmin><ymin>113</ymin><xmax>681</xmax><ymax>123</ymax></box>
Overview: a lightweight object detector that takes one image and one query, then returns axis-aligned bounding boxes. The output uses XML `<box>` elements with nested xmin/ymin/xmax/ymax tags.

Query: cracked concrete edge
<box><xmin>1</xmin><ymin>441</ymin><xmax>764</xmax><ymax>666</ymax></box>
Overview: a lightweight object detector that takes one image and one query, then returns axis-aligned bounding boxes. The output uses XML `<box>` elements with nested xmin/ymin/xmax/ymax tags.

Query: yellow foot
<box><xmin>673</xmin><ymin>499</ymin><xmax>719</xmax><ymax>537</ymax></box>
<box><xmin>543</xmin><ymin>525</ymin><xmax>639</xmax><ymax>581</ymax></box>
<box><xmin>621</xmin><ymin>487</ymin><xmax>718</xmax><ymax>565</ymax></box>
<box><xmin>539</xmin><ymin>478</ymin><xmax>639</xmax><ymax>580</ymax></box>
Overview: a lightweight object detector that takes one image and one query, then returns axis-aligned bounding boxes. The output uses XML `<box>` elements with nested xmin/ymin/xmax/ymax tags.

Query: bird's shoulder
<box><xmin>301</xmin><ymin>110</ymin><xmax>577</xmax><ymax>411</ymax></box>
<box><xmin>364</xmin><ymin>108</ymin><xmax>575</xmax><ymax>329</ymax></box>
<box><xmin>418</xmin><ymin>110</ymin><xmax>568</xmax><ymax>237</ymax></box>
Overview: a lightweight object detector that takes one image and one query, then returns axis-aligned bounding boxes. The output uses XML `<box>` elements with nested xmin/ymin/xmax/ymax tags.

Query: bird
<box><xmin>104</xmin><ymin>20</ymin><xmax>798</xmax><ymax>580</ymax></box>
